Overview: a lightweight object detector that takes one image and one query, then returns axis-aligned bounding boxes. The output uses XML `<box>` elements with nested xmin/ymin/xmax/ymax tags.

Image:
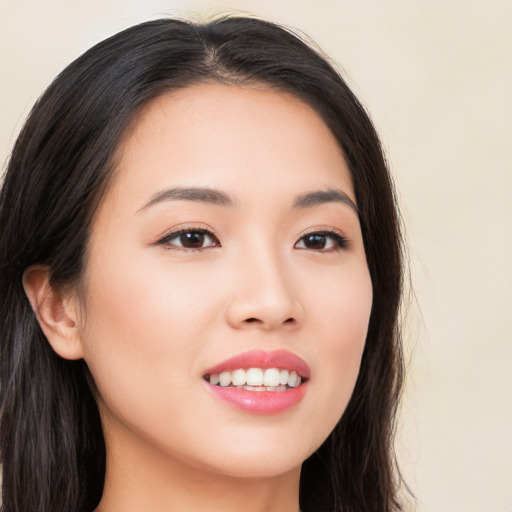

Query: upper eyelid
<box><xmin>297</xmin><ymin>227</ymin><xmax>349</xmax><ymax>241</ymax></box>
<box><xmin>152</xmin><ymin>224</ymin><xmax>219</xmax><ymax>245</ymax></box>
<box><xmin>299</xmin><ymin>226</ymin><xmax>345</xmax><ymax>236</ymax></box>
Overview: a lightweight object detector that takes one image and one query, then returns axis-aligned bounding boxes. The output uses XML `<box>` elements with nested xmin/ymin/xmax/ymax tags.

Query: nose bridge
<box><xmin>225</xmin><ymin>236</ymin><xmax>302</xmax><ymax>330</ymax></box>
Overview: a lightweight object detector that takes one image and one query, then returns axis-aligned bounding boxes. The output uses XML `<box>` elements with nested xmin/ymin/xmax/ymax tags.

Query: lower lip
<box><xmin>204</xmin><ymin>381</ymin><xmax>308</xmax><ymax>414</ymax></box>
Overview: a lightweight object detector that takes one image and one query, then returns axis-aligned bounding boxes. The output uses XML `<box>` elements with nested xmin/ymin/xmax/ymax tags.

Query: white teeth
<box><xmin>287</xmin><ymin>371</ymin><xmax>301</xmax><ymax>388</ymax></box>
<box><xmin>263</xmin><ymin>368</ymin><xmax>281</xmax><ymax>387</ymax></box>
<box><xmin>231</xmin><ymin>369</ymin><xmax>246</xmax><ymax>386</ymax></box>
<box><xmin>279</xmin><ymin>369</ymin><xmax>290</xmax><ymax>385</ymax></box>
<box><xmin>207</xmin><ymin>367</ymin><xmax>304</xmax><ymax>389</ymax></box>
<box><xmin>246</xmin><ymin>368</ymin><xmax>264</xmax><ymax>386</ymax></box>
<box><xmin>219</xmin><ymin>371</ymin><xmax>232</xmax><ymax>387</ymax></box>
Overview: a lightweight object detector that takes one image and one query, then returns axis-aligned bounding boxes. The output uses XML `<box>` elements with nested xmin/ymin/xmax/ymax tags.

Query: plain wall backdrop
<box><xmin>1</xmin><ymin>1</ymin><xmax>511</xmax><ymax>510</ymax></box>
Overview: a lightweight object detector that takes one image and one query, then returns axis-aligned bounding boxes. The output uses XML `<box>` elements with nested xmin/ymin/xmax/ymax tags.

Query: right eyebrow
<box><xmin>292</xmin><ymin>189</ymin><xmax>359</xmax><ymax>215</ymax></box>
<box><xmin>137</xmin><ymin>186</ymin><xmax>236</xmax><ymax>213</ymax></box>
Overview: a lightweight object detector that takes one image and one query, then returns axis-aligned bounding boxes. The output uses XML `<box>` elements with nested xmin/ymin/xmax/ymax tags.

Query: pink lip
<box><xmin>204</xmin><ymin>382</ymin><xmax>308</xmax><ymax>414</ymax></box>
<box><xmin>203</xmin><ymin>350</ymin><xmax>310</xmax><ymax>415</ymax></box>
<box><xmin>203</xmin><ymin>349</ymin><xmax>310</xmax><ymax>378</ymax></box>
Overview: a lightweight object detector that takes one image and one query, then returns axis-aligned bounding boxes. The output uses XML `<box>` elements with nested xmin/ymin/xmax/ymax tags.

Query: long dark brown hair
<box><xmin>0</xmin><ymin>16</ymin><xmax>405</xmax><ymax>512</ymax></box>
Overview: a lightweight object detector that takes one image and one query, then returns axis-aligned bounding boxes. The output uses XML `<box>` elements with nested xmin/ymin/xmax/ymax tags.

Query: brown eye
<box><xmin>302</xmin><ymin>234</ymin><xmax>328</xmax><ymax>249</ymax></box>
<box><xmin>158</xmin><ymin>229</ymin><xmax>220</xmax><ymax>250</ymax></box>
<box><xmin>179</xmin><ymin>232</ymin><xmax>207</xmax><ymax>248</ymax></box>
<box><xmin>295</xmin><ymin>230</ymin><xmax>349</xmax><ymax>251</ymax></box>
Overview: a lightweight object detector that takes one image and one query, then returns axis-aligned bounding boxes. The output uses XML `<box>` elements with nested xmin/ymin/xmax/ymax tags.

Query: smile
<box><xmin>203</xmin><ymin>350</ymin><xmax>309</xmax><ymax>414</ymax></box>
<box><xmin>206</xmin><ymin>367</ymin><xmax>303</xmax><ymax>390</ymax></box>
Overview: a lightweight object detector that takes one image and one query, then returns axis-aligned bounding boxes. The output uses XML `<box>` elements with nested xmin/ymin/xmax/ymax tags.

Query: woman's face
<box><xmin>77</xmin><ymin>83</ymin><xmax>372</xmax><ymax>478</ymax></box>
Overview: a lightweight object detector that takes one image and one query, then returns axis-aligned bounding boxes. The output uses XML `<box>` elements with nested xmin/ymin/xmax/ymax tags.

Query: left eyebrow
<box><xmin>292</xmin><ymin>189</ymin><xmax>358</xmax><ymax>214</ymax></box>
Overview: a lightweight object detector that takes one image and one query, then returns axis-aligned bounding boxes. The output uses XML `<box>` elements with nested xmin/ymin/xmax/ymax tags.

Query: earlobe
<box><xmin>22</xmin><ymin>265</ymin><xmax>85</xmax><ymax>360</ymax></box>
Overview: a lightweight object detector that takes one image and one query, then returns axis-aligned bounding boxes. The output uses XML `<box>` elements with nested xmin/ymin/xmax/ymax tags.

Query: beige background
<box><xmin>1</xmin><ymin>1</ymin><xmax>511</xmax><ymax>510</ymax></box>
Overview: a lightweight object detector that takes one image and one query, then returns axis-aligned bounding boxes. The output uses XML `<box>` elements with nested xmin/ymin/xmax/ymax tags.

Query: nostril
<box><xmin>244</xmin><ymin>317</ymin><xmax>295</xmax><ymax>325</ymax></box>
<box><xmin>238</xmin><ymin>316</ymin><xmax>298</xmax><ymax>329</ymax></box>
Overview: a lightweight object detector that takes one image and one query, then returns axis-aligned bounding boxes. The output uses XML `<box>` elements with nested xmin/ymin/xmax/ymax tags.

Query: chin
<box><xmin>187</xmin><ymin>428</ymin><xmax>319</xmax><ymax>480</ymax></box>
<box><xmin>202</xmin><ymin>452</ymin><xmax>304</xmax><ymax>480</ymax></box>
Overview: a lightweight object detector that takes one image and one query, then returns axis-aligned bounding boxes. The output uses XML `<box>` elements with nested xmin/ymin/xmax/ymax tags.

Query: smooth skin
<box><xmin>24</xmin><ymin>84</ymin><xmax>373</xmax><ymax>512</ymax></box>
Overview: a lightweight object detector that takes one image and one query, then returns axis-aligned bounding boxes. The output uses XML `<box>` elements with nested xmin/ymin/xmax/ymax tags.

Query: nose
<box><xmin>224</xmin><ymin>246</ymin><xmax>303</xmax><ymax>331</ymax></box>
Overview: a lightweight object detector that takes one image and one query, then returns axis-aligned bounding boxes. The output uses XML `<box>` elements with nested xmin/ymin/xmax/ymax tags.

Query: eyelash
<box><xmin>155</xmin><ymin>227</ymin><xmax>349</xmax><ymax>252</ymax></box>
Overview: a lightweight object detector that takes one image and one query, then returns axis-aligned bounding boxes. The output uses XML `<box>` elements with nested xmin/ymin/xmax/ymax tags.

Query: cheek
<box><xmin>77</xmin><ymin>249</ymin><xmax>221</xmax><ymax>404</ymax></box>
<box><xmin>83</xmin><ymin>245</ymin><xmax>218</xmax><ymax>342</ymax></box>
<box><xmin>306</xmin><ymin>260</ymin><xmax>372</xmax><ymax>422</ymax></box>
<box><xmin>77</xmin><ymin>259</ymin><xmax>213</xmax><ymax>457</ymax></box>
<box><xmin>308</xmin><ymin>255</ymin><xmax>373</xmax><ymax>348</ymax></box>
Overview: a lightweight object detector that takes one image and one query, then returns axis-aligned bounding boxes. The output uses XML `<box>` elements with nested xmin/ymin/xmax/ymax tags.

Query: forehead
<box><xmin>102</xmin><ymin>83</ymin><xmax>354</xmax><ymax>217</ymax></box>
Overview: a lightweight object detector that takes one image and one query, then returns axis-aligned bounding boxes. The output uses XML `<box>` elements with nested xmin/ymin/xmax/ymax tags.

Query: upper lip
<box><xmin>203</xmin><ymin>349</ymin><xmax>310</xmax><ymax>379</ymax></box>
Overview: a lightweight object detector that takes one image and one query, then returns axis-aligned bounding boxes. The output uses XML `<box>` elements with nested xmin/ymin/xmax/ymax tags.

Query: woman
<box><xmin>0</xmin><ymin>16</ymin><xmax>405</xmax><ymax>512</ymax></box>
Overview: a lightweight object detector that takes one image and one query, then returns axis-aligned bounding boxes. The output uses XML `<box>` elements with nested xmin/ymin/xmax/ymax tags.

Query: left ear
<box><xmin>22</xmin><ymin>265</ymin><xmax>85</xmax><ymax>360</ymax></box>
